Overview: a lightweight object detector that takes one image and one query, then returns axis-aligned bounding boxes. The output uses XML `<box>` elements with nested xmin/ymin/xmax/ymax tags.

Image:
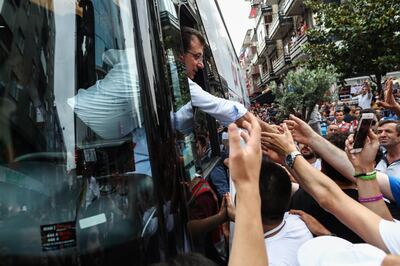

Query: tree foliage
<box><xmin>271</xmin><ymin>66</ymin><xmax>337</xmax><ymax>122</ymax></box>
<box><xmin>304</xmin><ymin>0</ymin><xmax>400</xmax><ymax>91</ymax></box>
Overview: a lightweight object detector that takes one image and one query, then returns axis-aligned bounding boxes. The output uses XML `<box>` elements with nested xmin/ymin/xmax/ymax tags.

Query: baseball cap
<box><xmin>297</xmin><ymin>236</ymin><xmax>386</xmax><ymax>266</ymax></box>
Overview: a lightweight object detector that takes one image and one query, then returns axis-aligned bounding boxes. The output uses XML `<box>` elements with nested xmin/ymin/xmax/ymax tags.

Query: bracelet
<box><xmin>358</xmin><ymin>194</ymin><xmax>384</xmax><ymax>203</ymax></box>
<box><xmin>354</xmin><ymin>170</ymin><xmax>377</xmax><ymax>180</ymax></box>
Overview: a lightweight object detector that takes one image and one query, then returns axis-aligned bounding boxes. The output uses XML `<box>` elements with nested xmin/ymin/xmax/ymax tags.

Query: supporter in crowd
<box><xmin>291</xmin><ymin>133</ymin><xmax>363</xmax><ymax>243</ymax></box>
<box><xmin>227</xmin><ymin>158</ymin><xmax>313</xmax><ymax>265</ymax></box>
<box><xmin>332</xmin><ymin>109</ymin><xmax>351</xmax><ymax>133</ymax></box>
<box><xmin>343</xmin><ymin>105</ymin><xmax>354</xmax><ymax>123</ymax></box>
<box><xmin>327</xmin><ymin>124</ymin><xmax>339</xmax><ymax>138</ymax></box>
<box><xmin>261</xmin><ymin>118</ymin><xmax>400</xmax><ymax>262</ymax></box>
<box><xmin>353</xmin><ymin>80</ymin><xmax>373</xmax><ymax>110</ymax></box>
<box><xmin>375</xmin><ymin>120</ymin><xmax>400</xmax><ymax>177</ymax></box>
<box><xmin>258</xmin><ymin>160</ymin><xmax>313</xmax><ymax>265</ymax></box>
<box><xmin>298</xmin><ymin>144</ymin><xmax>321</xmax><ymax>170</ymax></box>
<box><xmin>227</xmin><ymin>113</ymin><xmax>267</xmax><ymax>266</ymax></box>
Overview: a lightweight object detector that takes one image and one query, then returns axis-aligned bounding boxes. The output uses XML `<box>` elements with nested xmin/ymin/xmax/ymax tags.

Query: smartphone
<box><xmin>351</xmin><ymin>113</ymin><xmax>375</xmax><ymax>153</ymax></box>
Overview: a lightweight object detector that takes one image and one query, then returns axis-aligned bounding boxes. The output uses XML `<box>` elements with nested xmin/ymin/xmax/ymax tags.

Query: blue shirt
<box><xmin>389</xmin><ymin>175</ymin><xmax>400</xmax><ymax>207</ymax></box>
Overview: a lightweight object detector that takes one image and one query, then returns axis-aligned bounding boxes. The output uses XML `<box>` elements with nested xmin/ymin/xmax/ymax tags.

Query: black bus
<box><xmin>0</xmin><ymin>0</ymin><xmax>248</xmax><ymax>265</ymax></box>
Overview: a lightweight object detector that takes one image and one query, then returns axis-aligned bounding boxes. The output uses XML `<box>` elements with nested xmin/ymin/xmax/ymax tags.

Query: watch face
<box><xmin>285</xmin><ymin>154</ymin><xmax>293</xmax><ymax>166</ymax></box>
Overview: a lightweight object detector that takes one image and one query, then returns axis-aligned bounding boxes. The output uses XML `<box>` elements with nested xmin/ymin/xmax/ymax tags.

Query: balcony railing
<box><xmin>269</xmin><ymin>13</ymin><xmax>293</xmax><ymax>40</ymax></box>
<box><xmin>258</xmin><ymin>35</ymin><xmax>274</xmax><ymax>56</ymax></box>
<box><xmin>261</xmin><ymin>3</ymin><xmax>273</xmax><ymax>13</ymax></box>
<box><xmin>290</xmin><ymin>34</ymin><xmax>307</xmax><ymax>61</ymax></box>
<box><xmin>272</xmin><ymin>53</ymin><xmax>291</xmax><ymax>74</ymax></box>
<box><xmin>279</xmin><ymin>0</ymin><xmax>293</xmax><ymax>15</ymax></box>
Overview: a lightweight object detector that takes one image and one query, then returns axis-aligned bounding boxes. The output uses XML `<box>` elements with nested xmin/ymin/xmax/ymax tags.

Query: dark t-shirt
<box><xmin>290</xmin><ymin>187</ymin><xmax>364</xmax><ymax>243</ymax></box>
<box><xmin>189</xmin><ymin>182</ymin><xmax>226</xmax><ymax>265</ymax></box>
<box><xmin>344</xmin><ymin>113</ymin><xmax>354</xmax><ymax>123</ymax></box>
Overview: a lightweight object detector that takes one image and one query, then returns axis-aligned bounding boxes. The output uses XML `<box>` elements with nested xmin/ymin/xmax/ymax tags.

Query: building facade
<box><xmin>240</xmin><ymin>0</ymin><xmax>314</xmax><ymax>99</ymax></box>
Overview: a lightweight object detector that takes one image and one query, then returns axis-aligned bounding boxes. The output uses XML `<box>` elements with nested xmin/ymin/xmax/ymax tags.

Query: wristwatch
<box><xmin>285</xmin><ymin>150</ymin><xmax>301</xmax><ymax>169</ymax></box>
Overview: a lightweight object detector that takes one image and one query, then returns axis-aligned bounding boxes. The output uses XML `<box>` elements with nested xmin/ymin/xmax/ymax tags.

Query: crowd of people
<box><xmin>184</xmin><ymin>77</ymin><xmax>400</xmax><ymax>266</ymax></box>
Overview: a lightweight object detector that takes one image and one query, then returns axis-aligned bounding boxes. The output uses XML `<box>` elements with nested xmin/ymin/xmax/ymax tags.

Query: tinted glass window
<box><xmin>0</xmin><ymin>0</ymin><xmax>159</xmax><ymax>264</ymax></box>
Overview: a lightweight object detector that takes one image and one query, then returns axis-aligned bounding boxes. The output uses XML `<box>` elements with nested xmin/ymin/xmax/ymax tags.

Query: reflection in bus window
<box><xmin>0</xmin><ymin>0</ymin><xmax>159</xmax><ymax>264</ymax></box>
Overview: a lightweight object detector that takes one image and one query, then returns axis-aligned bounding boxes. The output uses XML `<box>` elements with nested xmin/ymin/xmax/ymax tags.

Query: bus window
<box><xmin>0</xmin><ymin>0</ymin><xmax>160</xmax><ymax>264</ymax></box>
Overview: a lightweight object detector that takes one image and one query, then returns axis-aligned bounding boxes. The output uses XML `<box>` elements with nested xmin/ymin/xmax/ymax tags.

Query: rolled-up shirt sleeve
<box><xmin>188</xmin><ymin>79</ymin><xmax>247</xmax><ymax>125</ymax></box>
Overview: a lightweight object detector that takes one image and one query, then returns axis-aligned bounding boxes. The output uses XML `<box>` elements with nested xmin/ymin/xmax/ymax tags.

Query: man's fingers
<box><xmin>241</xmin><ymin>120</ymin><xmax>252</xmax><ymax>135</ymax></box>
<box><xmin>281</xmin><ymin>123</ymin><xmax>291</xmax><ymax>136</ymax></box>
<box><xmin>289</xmin><ymin>209</ymin><xmax>305</xmax><ymax>217</ymax></box>
<box><xmin>228</xmin><ymin>123</ymin><xmax>241</xmax><ymax>154</ymax></box>
<box><xmin>240</xmin><ymin>130</ymin><xmax>250</xmax><ymax>143</ymax></box>
<box><xmin>289</xmin><ymin>114</ymin><xmax>306</xmax><ymax>125</ymax></box>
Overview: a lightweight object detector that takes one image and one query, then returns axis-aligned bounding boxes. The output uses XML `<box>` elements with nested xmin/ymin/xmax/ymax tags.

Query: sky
<box><xmin>218</xmin><ymin>0</ymin><xmax>254</xmax><ymax>56</ymax></box>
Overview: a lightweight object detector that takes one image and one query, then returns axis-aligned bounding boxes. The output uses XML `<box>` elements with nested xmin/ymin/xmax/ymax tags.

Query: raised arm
<box><xmin>228</xmin><ymin>113</ymin><xmax>267</xmax><ymax>266</ymax></box>
<box><xmin>377</xmin><ymin>78</ymin><xmax>400</xmax><ymax>117</ymax></box>
<box><xmin>283</xmin><ymin>114</ymin><xmax>356</xmax><ymax>181</ymax></box>
<box><xmin>345</xmin><ymin>131</ymin><xmax>392</xmax><ymax>221</ymax></box>
<box><xmin>262</xmin><ymin>124</ymin><xmax>389</xmax><ymax>252</ymax></box>
<box><xmin>236</xmin><ymin>111</ymin><xmax>278</xmax><ymax>134</ymax></box>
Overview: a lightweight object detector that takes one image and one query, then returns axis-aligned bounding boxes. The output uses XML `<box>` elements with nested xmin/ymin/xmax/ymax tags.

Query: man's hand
<box><xmin>378</xmin><ymin>78</ymin><xmax>400</xmax><ymax>111</ymax></box>
<box><xmin>225</xmin><ymin>193</ymin><xmax>236</xmax><ymax>222</ymax></box>
<box><xmin>283</xmin><ymin>114</ymin><xmax>319</xmax><ymax>146</ymax></box>
<box><xmin>261</xmin><ymin>146</ymin><xmax>285</xmax><ymax>165</ymax></box>
<box><xmin>289</xmin><ymin>209</ymin><xmax>331</xmax><ymax>236</ymax></box>
<box><xmin>218</xmin><ymin>195</ymin><xmax>228</xmax><ymax>221</ymax></box>
<box><xmin>229</xmin><ymin>113</ymin><xmax>262</xmax><ymax>193</ymax></box>
<box><xmin>261</xmin><ymin>123</ymin><xmax>297</xmax><ymax>156</ymax></box>
<box><xmin>345</xmin><ymin>130</ymin><xmax>379</xmax><ymax>174</ymax></box>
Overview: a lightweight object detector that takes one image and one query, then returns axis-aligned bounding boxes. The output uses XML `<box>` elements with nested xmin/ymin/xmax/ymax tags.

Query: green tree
<box><xmin>304</xmin><ymin>0</ymin><xmax>400</xmax><ymax>92</ymax></box>
<box><xmin>271</xmin><ymin>67</ymin><xmax>337</xmax><ymax>122</ymax></box>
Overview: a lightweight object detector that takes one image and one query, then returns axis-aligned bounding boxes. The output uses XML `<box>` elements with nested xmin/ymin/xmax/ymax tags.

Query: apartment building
<box><xmin>240</xmin><ymin>0</ymin><xmax>314</xmax><ymax>99</ymax></box>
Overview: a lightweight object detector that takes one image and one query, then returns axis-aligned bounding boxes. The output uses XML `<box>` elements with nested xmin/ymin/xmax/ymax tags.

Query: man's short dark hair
<box><xmin>378</xmin><ymin>120</ymin><xmax>400</xmax><ymax>135</ymax></box>
<box><xmin>181</xmin><ymin>27</ymin><xmax>206</xmax><ymax>53</ymax></box>
<box><xmin>323</xmin><ymin>133</ymin><xmax>352</xmax><ymax>185</ymax></box>
<box><xmin>259</xmin><ymin>158</ymin><xmax>292</xmax><ymax>223</ymax></box>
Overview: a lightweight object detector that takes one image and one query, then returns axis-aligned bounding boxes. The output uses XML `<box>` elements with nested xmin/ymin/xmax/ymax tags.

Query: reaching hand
<box><xmin>225</xmin><ymin>193</ymin><xmax>236</xmax><ymax>222</ymax></box>
<box><xmin>261</xmin><ymin>123</ymin><xmax>297</xmax><ymax>156</ymax></box>
<box><xmin>283</xmin><ymin>114</ymin><xmax>319</xmax><ymax>145</ymax></box>
<box><xmin>345</xmin><ymin>130</ymin><xmax>379</xmax><ymax>173</ymax></box>
<box><xmin>289</xmin><ymin>209</ymin><xmax>331</xmax><ymax>236</ymax></box>
<box><xmin>228</xmin><ymin>112</ymin><xmax>261</xmax><ymax>193</ymax></box>
<box><xmin>378</xmin><ymin>78</ymin><xmax>399</xmax><ymax>111</ymax></box>
<box><xmin>261</xmin><ymin>145</ymin><xmax>285</xmax><ymax>165</ymax></box>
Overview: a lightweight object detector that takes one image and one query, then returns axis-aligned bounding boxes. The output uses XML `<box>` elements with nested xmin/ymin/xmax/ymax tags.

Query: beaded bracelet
<box><xmin>354</xmin><ymin>170</ymin><xmax>377</xmax><ymax>181</ymax></box>
<box><xmin>358</xmin><ymin>194</ymin><xmax>384</xmax><ymax>203</ymax></box>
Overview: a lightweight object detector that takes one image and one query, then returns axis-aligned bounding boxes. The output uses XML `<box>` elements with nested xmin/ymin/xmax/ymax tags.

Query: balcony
<box><xmin>261</xmin><ymin>3</ymin><xmax>273</xmax><ymax>14</ymax></box>
<box><xmin>269</xmin><ymin>12</ymin><xmax>293</xmax><ymax>41</ymax></box>
<box><xmin>279</xmin><ymin>0</ymin><xmax>303</xmax><ymax>16</ymax></box>
<box><xmin>256</xmin><ymin>70</ymin><xmax>275</xmax><ymax>89</ymax></box>
<box><xmin>290</xmin><ymin>34</ymin><xmax>308</xmax><ymax>61</ymax></box>
<box><xmin>272</xmin><ymin>53</ymin><xmax>291</xmax><ymax>75</ymax></box>
<box><xmin>251</xmin><ymin>0</ymin><xmax>262</xmax><ymax>6</ymax></box>
<box><xmin>251</xmin><ymin>52</ymin><xmax>259</xmax><ymax>65</ymax></box>
<box><xmin>258</xmin><ymin>36</ymin><xmax>275</xmax><ymax>57</ymax></box>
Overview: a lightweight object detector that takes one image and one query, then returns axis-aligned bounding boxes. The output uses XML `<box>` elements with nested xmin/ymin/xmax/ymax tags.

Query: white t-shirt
<box><xmin>376</xmin><ymin>156</ymin><xmax>400</xmax><ymax>178</ymax></box>
<box><xmin>353</xmin><ymin>93</ymin><xmax>372</xmax><ymax>110</ymax></box>
<box><xmin>311</xmin><ymin>158</ymin><xmax>321</xmax><ymax>170</ymax></box>
<box><xmin>264</xmin><ymin>213</ymin><xmax>313</xmax><ymax>266</ymax></box>
<box><xmin>379</xmin><ymin>219</ymin><xmax>400</xmax><ymax>254</ymax></box>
